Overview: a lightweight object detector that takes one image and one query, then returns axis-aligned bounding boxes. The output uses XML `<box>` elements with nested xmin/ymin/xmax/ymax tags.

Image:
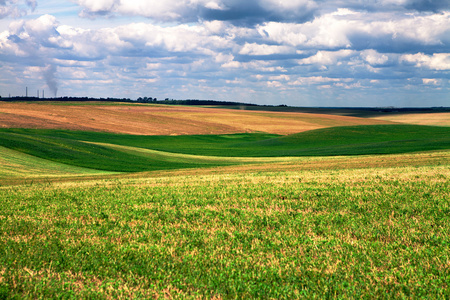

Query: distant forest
<box><xmin>0</xmin><ymin>96</ymin><xmax>258</xmax><ymax>107</ymax></box>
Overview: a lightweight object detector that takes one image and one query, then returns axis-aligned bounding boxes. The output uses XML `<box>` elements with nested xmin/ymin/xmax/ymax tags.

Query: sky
<box><xmin>0</xmin><ymin>0</ymin><xmax>449</xmax><ymax>107</ymax></box>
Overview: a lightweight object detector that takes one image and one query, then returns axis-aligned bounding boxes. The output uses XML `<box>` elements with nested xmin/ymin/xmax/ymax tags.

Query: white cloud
<box><xmin>289</xmin><ymin>76</ymin><xmax>343</xmax><ymax>86</ymax></box>
<box><xmin>257</xmin><ymin>10</ymin><xmax>363</xmax><ymax>49</ymax></box>
<box><xmin>23</xmin><ymin>65</ymin><xmax>42</xmax><ymax>78</ymax></box>
<box><xmin>24</xmin><ymin>14</ymin><xmax>58</xmax><ymax>35</ymax></box>
<box><xmin>76</xmin><ymin>0</ymin><xmax>117</xmax><ymax>13</ymax></box>
<box><xmin>331</xmin><ymin>8</ymin><xmax>358</xmax><ymax>16</ymax></box>
<box><xmin>358</xmin><ymin>11</ymin><xmax>450</xmax><ymax>46</ymax></box>
<box><xmin>215</xmin><ymin>53</ymin><xmax>234</xmax><ymax>64</ymax></box>
<box><xmin>298</xmin><ymin>50</ymin><xmax>355</xmax><ymax>66</ymax></box>
<box><xmin>361</xmin><ymin>49</ymin><xmax>389</xmax><ymax>65</ymax></box>
<box><xmin>269</xmin><ymin>75</ymin><xmax>290</xmax><ymax>81</ymax></box>
<box><xmin>0</xmin><ymin>0</ymin><xmax>36</xmax><ymax>19</ymax></box>
<box><xmin>239</xmin><ymin>43</ymin><xmax>293</xmax><ymax>55</ymax></box>
<box><xmin>203</xmin><ymin>20</ymin><xmax>228</xmax><ymax>34</ymax></box>
<box><xmin>0</xmin><ymin>27</ymin><xmax>23</xmax><ymax>56</ymax></box>
<box><xmin>73</xmin><ymin>0</ymin><xmax>319</xmax><ymax>23</ymax></box>
<box><xmin>422</xmin><ymin>78</ymin><xmax>441</xmax><ymax>85</ymax></box>
<box><xmin>203</xmin><ymin>1</ymin><xmax>226</xmax><ymax>10</ymax></box>
<box><xmin>75</xmin><ymin>0</ymin><xmax>231</xmax><ymax>21</ymax></box>
<box><xmin>267</xmin><ymin>80</ymin><xmax>284</xmax><ymax>88</ymax></box>
<box><xmin>72</xmin><ymin>0</ymin><xmax>450</xmax><ymax>24</ymax></box>
<box><xmin>335</xmin><ymin>82</ymin><xmax>363</xmax><ymax>89</ymax></box>
<box><xmin>401</xmin><ymin>53</ymin><xmax>450</xmax><ymax>70</ymax></box>
<box><xmin>221</xmin><ymin>60</ymin><xmax>241</xmax><ymax>68</ymax></box>
<box><xmin>257</xmin><ymin>22</ymin><xmax>308</xmax><ymax>47</ymax></box>
<box><xmin>0</xmin><ymin>15</ymin><xmax>63</xmax><ymax>57</ymax></box>
<box><xmin>117</xmin><ymin>1</ymin><xmax>182</xmax><ymax>20</ymax></box>
<box><xmin>1</xmin><ymin>3</ymin><xmax>449</xmax><ymax>107</ymax></box>
<box><xmin>146</xmin><ymin>63</ymin><xmax>162</xmax><ymax>70</ymax></box>
<box><xmin>256</xmin><ymin>10</ymin><xmax>450</xmax><ymax>52</ymax></box>
<box><xmin>260</xmin><ymin>0</ymin><xmax>317</xmax><ymax>11</ymax></box>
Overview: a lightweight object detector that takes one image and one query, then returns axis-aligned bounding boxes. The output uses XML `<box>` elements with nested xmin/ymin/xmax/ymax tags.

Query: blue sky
<box><xmin>0</xmin><ymin>0</ymin><xmax>449</xmax><ymax>107</ymax></box>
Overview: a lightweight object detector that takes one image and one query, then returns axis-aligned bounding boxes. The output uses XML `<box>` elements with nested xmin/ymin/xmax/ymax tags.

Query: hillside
<box><xmin>1</xmin><ymin>125</ymin><xmax>448</xmax><ymax>174</ymax></box>
<box><xmin>0</xmin><ymin>101</ymin><xmax>448</xmax><ymax>178</ymax></box>
<box><xmin>0</xmin><ymin>102</ymin><xmax>393</xmax><ymax>135</ymax></box>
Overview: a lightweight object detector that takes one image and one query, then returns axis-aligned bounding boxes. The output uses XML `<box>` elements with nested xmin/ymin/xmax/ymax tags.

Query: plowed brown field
<box><xmin>0</xmin><ymin>102</ymin><xmax>393</xmax><ymax>135</ymax></box>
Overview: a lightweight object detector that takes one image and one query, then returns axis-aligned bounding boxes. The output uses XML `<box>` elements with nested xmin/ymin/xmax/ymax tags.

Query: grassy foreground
<box><xmin>1</xmin><ymin>155</ymin><xmax>449</xmax><ymax>298</ymax></box>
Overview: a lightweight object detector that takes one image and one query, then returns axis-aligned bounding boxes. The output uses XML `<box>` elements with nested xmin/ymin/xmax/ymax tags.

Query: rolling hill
<box><xmin>0</xmin><ymin>101</ymin><xmax>448</xmax><ymax>177</ymax></box>
<box><xmin>0</xmin><ymin>102</ymin><xmax>393</xmax><ymax>135</ymax></box>
<box><xmin>0</xmin><ymin>125</ymin><xmax>448</xmax><ymax>173</ymax></box>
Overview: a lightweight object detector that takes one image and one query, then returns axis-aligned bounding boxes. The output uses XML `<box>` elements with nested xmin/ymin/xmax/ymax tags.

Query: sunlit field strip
<box><xmin>1</xmin><ymin>149</ymin><xmax>448</xmax><ymax>186</ymax></box>
<box><xmin>373</xmin><ymin>112</ymin><xmax>450</xmax><ymax>127</ymax></box>
<box><xmin>86</xmin><ymin>141</ymin><xmax>307</xmax><ymax>163</ymax></box>
<box><xmin>0</xmin><ymin>146</ymin><xmax>118</xmax><ymax>178</ymax></box>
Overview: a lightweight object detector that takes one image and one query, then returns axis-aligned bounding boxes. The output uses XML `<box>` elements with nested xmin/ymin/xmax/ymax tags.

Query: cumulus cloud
<box><xmin>361</xmin><ymin>49</ymin><xmax>390</xmax><ymax>66</ymax></box>
<box><xmin>0</xmin><ymin>0</ymin><xmax>449</xmax><ymax>106</ymax></box>
<box><xmin>298</xmin><ymin>50</ymin><xmax>356</xmax><ymax>66</ymax></box>
<box><xmin>401</xmin><ymin>53</ymin><xmax>450</xmax><ymax>70</ymax></box>
<box><xmin>289</xmin><ymin>76</ymin><xmax>343</xmax><ymax>86</ymax></box>
<box><xmin>0</xmin><ymin>14</ymin><xmax>59</xmax><ymax>59</ymax></box>
<box><xmin>78</xmin><ymin>0</ymin><xmax>185</xmax><ymax>20</ymax></box>
<box><xmin>74</xmin><ymin>0</ymin><xmax>319</xmax><ymax>24</ymax></box>
<box><xmin>255</xmin><ymin>10</ymin><xmax>450</xmax><ymax>53</ymax></box>
<box><xmin>0</xmin><ymin>0</ymin><xmax>36</xmax><ymax>18</ymax></box>
<box><xmin>315</xmin><ymin>0</ymin><xmax>450</xmax><ymax>13</ymax></box>
<box><xmin>239</xmin><ymin>43</ymin><xmax>295</xmax><ymax>56</ymax></box>
<box><xmin>72</xmin><ymin>0</ymin><xmax>450</xmax><ymax>24</ymax></box>
<box><xmin>422</xmin><ymin>78</ymin><xmax>441</xmax><ymax>85</ymax></box>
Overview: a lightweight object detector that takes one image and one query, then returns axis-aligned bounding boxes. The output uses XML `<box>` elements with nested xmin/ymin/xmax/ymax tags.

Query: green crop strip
<box><xmin>0</xmin><ymin>124</ymin><xmax>449</xmax><ymax>172</ymax></box>
<box><xmin>0</xmin><ymin>145</ymin><xmax>117</xmax><ymax>178</ymax></box>
<box><xmin>0</xmin><ymin>131</ymin><xmax>237</xmax><ymax>172</ymax></box>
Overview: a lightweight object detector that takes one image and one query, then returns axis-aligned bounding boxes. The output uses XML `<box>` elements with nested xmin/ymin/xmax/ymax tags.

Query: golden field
<box><xmin>0</xmin><ymin>102</ymin><xmax>394</xmax><ymax>135</ymax></box>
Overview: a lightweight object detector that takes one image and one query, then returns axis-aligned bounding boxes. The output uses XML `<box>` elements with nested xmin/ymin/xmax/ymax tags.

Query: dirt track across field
<box><xmin>0</xmin><ymin>102</ymin><xmax>394</xmax><ymax>135</ymax></box>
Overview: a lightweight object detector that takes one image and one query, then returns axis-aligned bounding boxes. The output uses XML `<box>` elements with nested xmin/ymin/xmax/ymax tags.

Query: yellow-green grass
<box><xmin>1</xmin><ymin>149</ymin><xmax>447</xmax><ymax>186</ymax></box>
<box><xmin>0</xmin><ymin>120</ymin><xmax>449</xmax><ymax>183</ymax></box>
<box><xmin>0</xmin><ymin>156</ymin><xmax>448</xmax><ymax>298</ymax></box>
<box><xmin>87</xmin><ymin>141</ymin><xmax>302</xmax><ymax>164</ymax></box>
<box><xmin>0</xmin><ymin>146</ymin><xmax>117</xmax><ymax>179</ymax></box>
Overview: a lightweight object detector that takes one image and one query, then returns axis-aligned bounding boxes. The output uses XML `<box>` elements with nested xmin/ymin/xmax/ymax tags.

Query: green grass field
<box><xmin>0</xmin><ymin>118</ymin><xmax>449</xmax><ymax>298</ymax></box>
<box><xmin>0</xmin><ymin>160</ymin><xmax>449</xmax><ymax>298</ymax></box>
